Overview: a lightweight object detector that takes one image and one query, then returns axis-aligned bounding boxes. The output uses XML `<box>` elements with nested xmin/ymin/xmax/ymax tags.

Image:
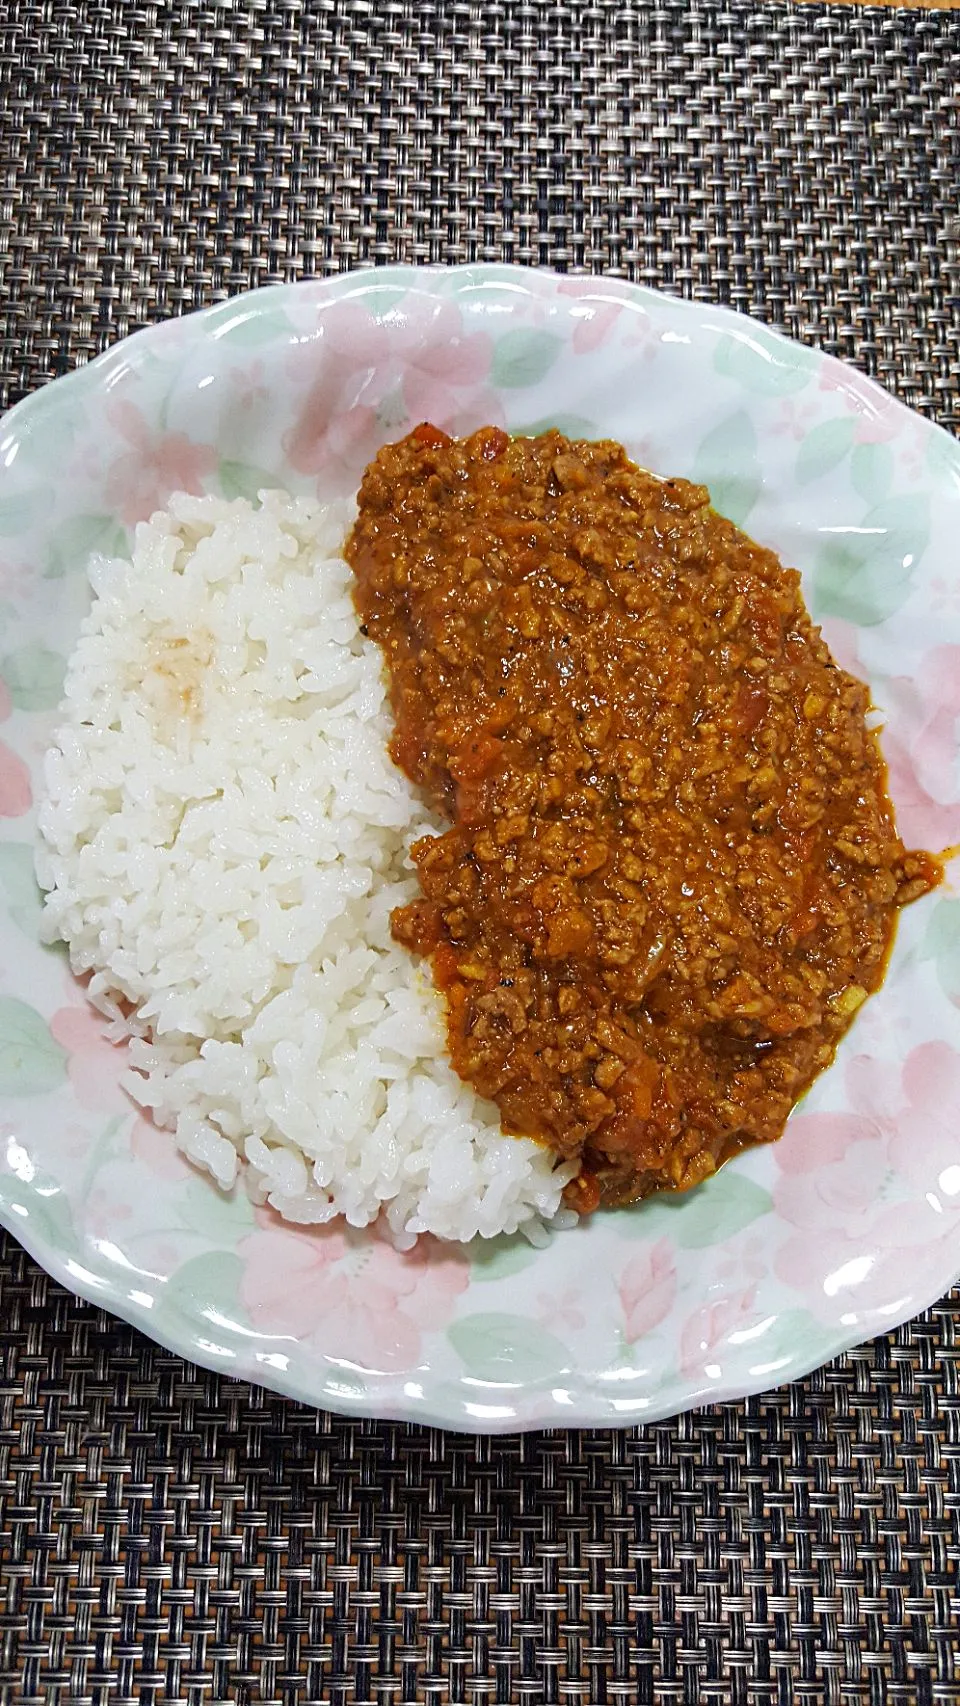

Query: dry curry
<box><xmin>346</xmin><ymin>426</ymin><xmax>941</xmax><ymax>1211</ymax></box>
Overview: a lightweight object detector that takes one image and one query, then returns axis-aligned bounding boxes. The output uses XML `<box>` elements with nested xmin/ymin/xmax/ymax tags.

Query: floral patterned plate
<box><xmin>0</xmin><ymin>266</ymin><xmax>958</xmax><ymax>1432</ymax></box>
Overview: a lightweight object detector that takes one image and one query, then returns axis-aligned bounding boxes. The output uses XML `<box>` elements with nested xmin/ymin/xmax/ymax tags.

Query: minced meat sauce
<box><xmin>346</xmin><ymin>426</ymin><xmax>941</xmax><ymax>1211</ymax></box>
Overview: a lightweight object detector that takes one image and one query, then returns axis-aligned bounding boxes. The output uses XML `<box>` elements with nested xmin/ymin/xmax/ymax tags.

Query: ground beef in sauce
<box><xmin>346</xmin><ymin>426</ymin><xmax>941</xmax><ymax>1211</ymax></box>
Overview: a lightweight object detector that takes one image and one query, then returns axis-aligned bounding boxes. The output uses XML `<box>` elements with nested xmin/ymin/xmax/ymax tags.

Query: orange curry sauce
<box><xmin>346</xmin><ymin>427</ymin><xmax>941</xmax><ymax>1211</ymax></box>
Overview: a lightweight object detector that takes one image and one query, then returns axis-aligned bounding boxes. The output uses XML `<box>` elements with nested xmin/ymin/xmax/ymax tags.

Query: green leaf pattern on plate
<box><xmin>163</xmin><ymin>1250</ymin><xmax>250</xmax><ymax>1330</ymax></box>
<box><xmin>448</xmin><ymin>1312</ymin><xmax>569</xmax><ymax>1383</ymax></box>
<box><xmin>0</xmin><ymin>997</ymin><xmax>68</xmax><ymax>1096</ymax></box>
<box><xmin>21</xmin><ymin>1184</ymin><xmax>78</xmax><ymax>1258</ymax></box>
<box><xmin>1</xmin><ymin>643</ymin><xmax>66</xmax><ymax>712</ymax></box>
<box><xmin>0</xmin><ymin>491</ymin><xmax>48</xmax><ymax>536</ymax></box>
<box><xmin>218</xmin><ymin>460</ymin><xmax>281</xmax><ymax>504</ymax></box>
<box><xmin>795</xmin><ymin>418</ymin><xmax>856</xmax><ymax>485</ymax></box>
<box><xmin>692</xmin><ymin>411</ymin><xmax>762</xmax><ymax>527</ymax></box>
<box><xmin>491</xmin><ymin>329</ymin><xmax>563</xmax><ymax>389</ymax></box>
<box><xmin>614</xmin><ymin>1172</ymin><xmax>773</xmax><ymax>1249</ymax></box>
<box><xmin>174</xmin><ymin>1173</ymin><xmax>256</xmax><ymax>1239</ymax></box>
<box><xmin>208</xmin><ymin>304</ymin><xmax>296</xmax><ymax>346</ymax></box>
<box><xmin>813</xmin><ymin>493</ymin><xmax>929</xmax><ymax>625</ymax></box>
<box><xmin>714</xmin><ymin>332</ymin><xmax>815</xmax><ymax>397</ymax></box>
<box><xmin>850</xmin><ymin>441</ymin><xmax>894</xmax><ymax>505</ymax></box>
<box><xmin>0</xmin><ymin>842</ymin><xmax>44</xmax><ymax>937</ymax></box>
<box><xmin>919</xmin><ymin>899</ymin><xmax>960</xmax><ymax>1006</ymax></box>
<box><xmin>44</xmin><ymin>513</ymin><xmax>130</xmax><ymax>579</ymax></box>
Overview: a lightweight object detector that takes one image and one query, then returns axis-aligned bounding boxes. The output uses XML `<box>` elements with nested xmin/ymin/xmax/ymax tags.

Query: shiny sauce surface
<box><xmin>346</xmin><ymin>427</ymin><xmax>940</xmax><ymax>1209</ymax></box>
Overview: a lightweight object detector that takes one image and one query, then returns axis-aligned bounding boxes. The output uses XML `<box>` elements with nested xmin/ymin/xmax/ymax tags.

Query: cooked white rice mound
<box><xmin>36</xmin><ymin>490</ymin><xmax>574</xmax><ymax>1245</ymax></box>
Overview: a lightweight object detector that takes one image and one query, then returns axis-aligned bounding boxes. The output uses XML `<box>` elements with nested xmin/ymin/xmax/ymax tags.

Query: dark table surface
<box><xmin>1</xmin><ymin>4</ymin><xmax>959</xmax><ymax>1703</ymax></box>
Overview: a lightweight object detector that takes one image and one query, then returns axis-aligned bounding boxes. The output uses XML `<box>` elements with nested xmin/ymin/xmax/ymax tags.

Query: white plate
<box><xmin>0</xmin><ymin>266</ymin><xmax>958</xmax><ymax>1431</ymax></box>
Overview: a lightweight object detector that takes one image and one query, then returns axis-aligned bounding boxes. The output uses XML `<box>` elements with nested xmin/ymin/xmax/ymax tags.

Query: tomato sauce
<box><xmin>346</xmin><ymin>427</ymin><xmax>941</xmax><ymax>1206</ymax></box>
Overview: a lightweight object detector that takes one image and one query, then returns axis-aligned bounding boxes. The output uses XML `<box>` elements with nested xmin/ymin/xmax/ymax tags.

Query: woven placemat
<box><xmin>1</xmin><ymin>3</ymin><xmax>959</xmax><ymax>1702</ymax></box>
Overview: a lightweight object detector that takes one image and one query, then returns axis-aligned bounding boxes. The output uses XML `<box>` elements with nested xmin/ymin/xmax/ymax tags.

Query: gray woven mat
<box><xmin>1</xmin><ymin>3</ymin><xmax>960</xmax><ymax>1702</ymax></box>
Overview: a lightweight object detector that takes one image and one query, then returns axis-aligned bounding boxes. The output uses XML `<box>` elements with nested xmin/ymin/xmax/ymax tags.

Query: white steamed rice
<box><xmin>35</xmin><ymin>490</ymin><xmax>575</xmax><ymax>1245</ymax></box>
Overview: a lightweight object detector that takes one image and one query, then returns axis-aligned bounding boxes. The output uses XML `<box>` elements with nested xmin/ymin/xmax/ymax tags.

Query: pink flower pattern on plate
<box><xmin>49</xmin><ymin>998</ymin><xmax>132</xmax><ymax>1113</ymax></box>
<box><xmin>678</xmin><ymin>1285</ymin><xmax>759</xmax><ymax>1380</ymax></box>
<box><xmin>816</xmin><ymin>626</ymin><xmax>960</xmax><ymax>852</ymax></box>
<box><xmin>103</xmin><ymin>400</ymin><xmax>218</xmax><ymax>524</ymax></box>
<box><xmin>239</xmin><ymin>1218</ymin><xmax>470</xmax><ymax>1371</ymax></box>
<box><xmin>556</xmin><ymin>277</ymin><xmax>651</xmax><ymax>355</ymax></box>
<box><xmin>774</xmin><ymin>1041</ymin><xmax>960</xmax><ymax>1314</ymax></box>
<box><xmin>772</xmin><ymin>398</ymin><xmax>820</xmax><ymax>441</ymax></box>
<box><xmin>880</xmin><ymin>646</ymin><xmax>960</xmax><ymax>851</ymax></box>
<box><xmin>930</xmin><ymin>576</ymin><xmax>960</xmax><ymax>620</ymax></box>
<box><xmin>617</xmin><ymin>1237</ymin><xmax>677</xmax><ymax>1342</ymax></box>
<box><xmin>84</xmin><ymin>1183</ymin><xmax>135</xmax><ymax>1237</ymax></box>
<box><xmin>129</xmin><ymin>1114</ymin><xmax>193</xmax><ymax>1182</ymax></box>
<box><xmin>0</xmin><ymin>672</ymin><xmax>31</xmax><ymax>814</ymax></box>
<box><xmin>285</xmin><ymin>299</ymin><xmax>502</xmax><ymax>488</ymax></box>
<box><xmin>819</xmin><ymin>364</ymin><xmax>901</xmax><ymax>444</ymax></box>
<box><xmin>395</xmin><ymin>299</ymin><xmax>497</xmax><ymax>426</ymax></box>
<box><xmin>232</xmin><ymin>359</ymin><xmax>269</xmax><ymax>414</ymax></box>
<box><xmin>0</xmin><ymin>741</ymin><xmax>31</xmax><ymax>816</ymax></box>
<box><xmin>535</xmin><ymin>1286</ymin><xmax>587</xmax><ymax>1334</ymax></box>
<box><xmin>0</xmin><ymin>555</ymin><xmax>30</xmax><ymax>604</ymax></box>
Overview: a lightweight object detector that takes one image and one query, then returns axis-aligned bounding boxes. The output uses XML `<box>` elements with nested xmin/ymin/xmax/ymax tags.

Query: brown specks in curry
<box><xmin>346</xmin><ymin>425</ymin><xmax>942</xmax><ymax>1209</ymax></box>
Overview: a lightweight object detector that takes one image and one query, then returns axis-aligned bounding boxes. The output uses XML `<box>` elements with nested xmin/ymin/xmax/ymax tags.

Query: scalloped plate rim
<box><xmin>0</xmin><ymin>262</ymin><xmax>957</xmax><ymax>1432</ymax></box>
